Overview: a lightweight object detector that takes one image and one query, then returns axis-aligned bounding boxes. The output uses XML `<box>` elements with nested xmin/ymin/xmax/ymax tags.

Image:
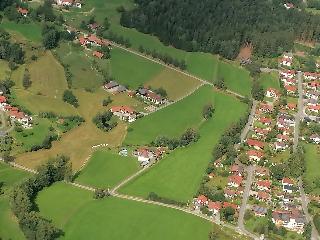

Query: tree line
<box><xmin>10</xmin><ymin>156</ymin><xmax>72</xmax><ymax>240</ymax></box>
<box><xmin>0</xmin><ymin>28</ymin><xmax>24</xmax><ymax>65</ymax></box>
<box><xmin>120</xmin><ymin>0</ymin><xmax>320</xmax><ymax>59</ymax></box>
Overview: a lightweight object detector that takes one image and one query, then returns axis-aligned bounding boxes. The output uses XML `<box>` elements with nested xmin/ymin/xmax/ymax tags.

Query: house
<box><xmin>285</xmin><ymin>85</ymin><xmax>297</xmax><ymax>95</ymax></box>
<box><xmin>0</xmin><ymin>95</ymin><xmax>7</xmax><ymax>109</ymax></box>
<box><xmin>110</xmin><ymin>106</ymin><xmax>137</xmax><ymax>122</ymax></box>
<box><xmin>287</xmin><ymin>103</ymin><xmax>297</xmax><ymax>111</ymax></box>
<box><xmin>282</xmin><ymin>178</ymin><xmax>294</xmax><ymax>193</ymax></box>
<box><xmin>256</xmin><ymin>180</ymin><xmax>271</xmax><ymax>191</ymax></box>
<box><xmin>8</xmin><ymin>110</ymin><xmax>32</xmax><ymax>128</ymax></box>
<box><xmin>307</xmin><ymin>104</ymin><xmax>320</xmax><ymax>114</ymax></box>
<box><xmin>259</xmin><ymin>117</ymin><xmax>272</xmax><ymax>126</ymax></box>
<box><xmin>78</xmin><ymin>36</ymin><xmax>88</xmax><ymax>46</ymax></box>
<box><xmin>17</xmin><ymin>7</ymin><xmax>28</xmax><ymax>17</ymax></box>
<box><xmin>304</xmin><ymin>72</ymin><xmax>318</xmax><ymax>81</ymax></box>
<box><xmin>306</xmin><ymin>81</ymin><xmax>320</xmax><ymax>90</ymax></box>
<box><xmin>253</xmin><ymin>128</ymin><xmax>269</xmax><ymax>137</ymax></box>
<box><xmin>88</xmin><ymin>23</ymin><xmax>100</xmax><ymax>32</ymax></box>
<box><xmin>258</xmin><ymin>103</ymin><xmax>273</xmax><ymax>113</ymax></box>
<box><xmin>214</xmin><ymin>159</ymin><xmax>224</xmax><ymax>168</ymax></box>
<box><xmin>224</xmin><ymin>189</ymin><xmax>236</xmax><ymax>199</ymax></box>
<box><xmin>281</xmin><ymin>77</ymin><xmax>296</xmax><ymax>86</ymax></box>
<box><xmin>247</xmin><ymin>138</ymin><xmax>265</xmax><ymax>150</ymax></box>
<box><xmin>223</xmin><ymin>202</ymin><xmax>239</xmax><ymax>211</ymax></box>
<box><xmin>274</xmin><ymin>141</ymin><xmax>288</xmax><ymax>151</ymax></box>
<box><xmin>266</xmin><ymin>88</ymin><xmax>280</xmax><ymax>99</ymax></box>
<box><xmin>280</xmin><ymin>70</ymin><xmax>295</xmax><ymax>79</ymax></box>
<box><xmin>252</xmin><ymin>205</ymin><xmax>268</xmax><ymax>217</ymax></box>
<box><xmin>277</xmin><ymin>134</ymin><xmax>290</xmax><ymax>142</ymax></box>
<box><xmin>247</xmin><ymin>150</ymin><xmax>264</xmax><ymax>162</ymax></box>
<box><xmin>305</xmin><ymin>90</ymin><xmax>319</xmax><ymax>101</ymax></box>
<box><xmin>92</xmin><ymin>51</ymin><xmax>104</xmax><ymax>59</ymax></box>
<box><xmin>195</xmin><ymin>195</ymin><xmax>208</xmax><ymax>207</ymax></box>
<box><xmin>230</xmin><ymin>164</ymin><xmax>244</xmax><ymax>176</ymax></box>
<box><xmin>56</xmin><ymin>0</ymin><xmax>74</xmax><ymax>6</ymax></box>
<box><xmin>228</xmin><ymin>175</ymin><xmax>243</xmax><ymax>188</ymax></box>
<box><xmin>310</xmin><ymin>134</ymin><xmax>320</xmax><ymax>144</ymax></box>
<box><xmin>255</xmin><ymin>166</ymin><xmax>270</xmax><ymax>177</ymax></box>
<box><xmin>87</xmin><ymin>34</ymin><xmax>104</xmax><ymax>46</ymax></box>
<box><xmin>208</xmin><ymin>201</ymin><xmax>222</xmax><ymax>214</ymax></box>
<box><xmin>272</xmin><ymin>210</ymin><xmax>306</xmax><ymax>233</ymax></box>
<box><xmin>133</xmin><ymin>147</ymin><xmax>155</xmax><ymax>165</ymax></box>
<box><xmin>256</xmin><ymin>191</ymin><xmax>271</xmax><ymax>202</ymax></box>
<box><xmin>280</xmin><ymin>53</ymin><xmax>293</xmax><ymax>66</ymax></box>
<box><xmin>137</xmin><ymin>88</ymin><xmax>166</xmax><ymax>105</ymax></box>
<box><xmin>103</xmin><ymin>81</ymin><xmax>119</xmax><ymax>90</ymax></box>
<box><xmin>284</xmin><ymin>3</ymin><xmax>294</xmax><ymax>9</ymax></box>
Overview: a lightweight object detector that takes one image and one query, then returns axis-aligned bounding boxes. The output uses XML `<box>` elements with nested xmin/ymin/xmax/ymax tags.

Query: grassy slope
<box><xmin>1</xmin><ymin>20</ymin><xmax>42</xmax><ymax>43</ymax></box>
<box><xmin>37</xmin><ymin>182</ymin><xmax>213</xmax><ymax>240</ymax></box>
<box><xmin>75</xmin><ymin>150</ymin><xmax>139</xmax><ymax>188</ymax></box>
<box><xmin>258</xmin><ymin>72</ymin><xmax>280</xmax><ymax>91</ymax></box>
<box><xmin>121</xmin><ymin>88</ymin><xmax>248</xmax><ymax>201</ymax></box>
<box><xmin>125</xmin><ymin>86</ymin><xmax>214</xmax><ymax>145</ymax></box>
<box><xmin>110</xmin><ymin>48</ymin><xmax>164</xmax><ymax>89</ymax></box>
<box><xmin>304</xmin><ymin>144</ymin><xmax>320</xmax><ymax>194</ymax></box>
<box><xmin>0</xmin><ymin>60</ymin><xmax>10</xmax><ymax>80</ymax></box>
<box><xmin>0</xmin><ymin>163</ymin><xmax>30</xmax><ymax>240</ymax></box>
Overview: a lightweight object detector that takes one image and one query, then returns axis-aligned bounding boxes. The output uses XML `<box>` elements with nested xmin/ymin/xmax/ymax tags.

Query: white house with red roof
<box><xmin>258</xmin><ymin>117</ymin><xmax>272</xmax><ymax>126</ymax></box>
<box><xmin>194</xmin><ymin>195</ymin><xmax>208</xmax><ymax>209</ymax></box>
<box><xmin>247</xmin><ymin>138</ymin><xmax>265</xmax><ymax>150</ymax></box>
<box><xmin>0</xmin><ymin>95</ymin><xmax>7</xmax><ymax>109</ymax></box>
<box><xmin>307</xmin><ymin>104</ymin><xmax>320</xmax><ymax>114</ymax></box>
<box><xmin>208</xmin><ymin>201</ymin><xmax>221</xmax><ymax>214</ymax></box>
<box><xmin>247</xmin><ymin>150</ymin><xmax>264</xmax><ymax>162</ymax></box>
<box><xmin>287</xmin><ymin>103</ymin><xmax>297</xmax><ymax>111</ymax></box>
<box><xmin>285</xmin><ymin>85</ymin><xmax>297</xmax><ymax>95</ymax></box>
<box><xmin>280</xmin><ymin>70</ymin><xmax>295</xmax><ymax>79</ymax></box>
<box><xmin>56</xmin><ymin>0</ymin><xmax>74</xmax><ymax>6</ymax></box>
<box><xmin>256</xmin><ymin>180</ymin><xmax>271</xmax><ymax>191</ymax></box>
<box><xmin>256</xmin><ymin>191</ymin><xmax>271</xmax><ymax>202</ymax></box>
<box><xmin>229</xmin><ymin>164</ymin><xmax>244</xmax><ymax>176</ymax></box>
<box><xmin>280</xmin><ymin>53</ymin><xmax>293</xmax><ymax>66</ymax></box>
<box><xmin>304</xmin><ymin>72</ymin><xmax>318</xmax><ymax>81</ymax></box>
<box><xmin>266</xmin><ymin>88</ymin><xmax>280</xmax><ymax>99</ymax></box>
<box><xmin>255</xmin><ymin>166</ymin><xmax>270</xmax><ymax>177</ymax></box>
<box><xmin>110</xmin><ymin>106</ymin><xmax>137</xmax><ymax>122</ymax></box>
<box><xmin>228</xmin><ymin>175</ymin><xmax>243</xmax><ymax>188</ymax></box>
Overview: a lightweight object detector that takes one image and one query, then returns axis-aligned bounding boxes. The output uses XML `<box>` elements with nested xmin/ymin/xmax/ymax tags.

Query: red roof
<box><xmin>259</xmin><ymin>117</ymin><xmax>272</xmax><ymax>124</ymax></box>
<box><xmin>255</xmin><ymin>167</ymin><xmax>269</xmax><ymax>176</ymax></box>
<box><xmin>208</xmin><ymin>201</ymin><xmax>221</xmax><ymax>211</ymax></box>
<box><xmin>247</xmin><ymin>150</ymin><xmax>264</xmax><ymax>158</ymax></box>
<box><xmin>277</xmin><ymin>134</ymin><xmax>289</xmax><ymax>140</ymax></box>
<box><xmin>285</xmin><ymin>85</ymin><xmax>297</xmax><ymax>92</ymax></box>
<box><xmin>8</xmin><ymin>110</ymin><xmax>25</xmax><ymax>119</ymax></box>
<box><xmin>228</xmin><ymin>175</ymin><xmax>243</xmax><ymax>185</ymax></box>
<box><xmin>88</xmin><ymin>35</ymin><xmax>103</xmax><ymax>45</ymax></box>
<box><xmin>282</xmin><ymin>178</ymin><xmax>294</xmax><ymax>185</ymax></box>
<box><xmin>17</xmin><ymin>7</ymin><xmax>28</xmax><ymax>14</ymax></box>
<box><xmin>257</xmin><ymin>191</ymin><xmax>270</xmax><ymax>200</ymax></box>
<box><xmin>247</xmin><ymin>139</ymin><xmax>265</xmax><ymax>148</ymax></box>
<box><xmin>223</xmin><ymin>202</ymin><xmax>238</xmax><ymax>210</ymax></box>
<box><xmin>287</xmin><ymin>103</ymin><xmax>296</xmax><ymax>109</ymax></box>
<box><xmin>230</xmin><ymin>164</ymin><xmax>242</xmax><ymax>173</ymax></box>
<box><xmin>308</xmin><ymin>105</ymin><xmax>320</xmax><ymax>110</ymax></box>
<box><xmin>254</xmin><ymin>128</ymin><xmax>269</xmax><ymax>135</ymax></box>
<box><xmin>197</xmin><ymin>195</ymin><xmax>207</xmax><ymax>203</ymax></box>
<box><xmin>79</xmin><ymin>36</ymin><xmax>87</xmax><ymax>45</ymax></box>
<box><xmin>110</xmin><ymin>106</ymin><xmax>135</xmax><ymax>114</ymax></box>
<box><xmin>267</xmin><ymin>88</ymin><xmax>280</xmax><ymax>95</ymax></box>
<box><xmin>93</xmin><ymin>51</ymin><xmax>104</xmax><ymax>59</ymax></box>
<box><xmin>0</xmin><ymin>96</ymin><xmax>6</xmax><ymax>103</ymax></box>
<box><xmin>257</xmin><ymin>180</ymin><xmax>271</xmax><ymax>188</ymax></box>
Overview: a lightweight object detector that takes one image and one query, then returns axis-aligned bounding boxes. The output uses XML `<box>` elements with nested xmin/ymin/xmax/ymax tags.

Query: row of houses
<box><xmin>0</xmin><ymin>94</ymin><xmax>32</xmax><ymax>129</ymax></box>
<box><xmin>194</xmin><ymin>195</ymin><xmax>239</xmax><ymax>215</ymax></box>
<box><xmin>302</xmin><ymin>71</ymin><xmax>320</xmax><ymax>116</ymax></box>
<box><xmin>54</xmin><ymin>0</ymin><xmax>82</xmax><ymax>8</ymax></box>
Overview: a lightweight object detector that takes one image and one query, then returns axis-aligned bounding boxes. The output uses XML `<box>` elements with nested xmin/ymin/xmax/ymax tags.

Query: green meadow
<box><xmin>1</xmin><ymin>20</ymin><xmax>42</xmax><ymax>43</ymax></box>
<box><xmin>0</xmin><ymin>163</ymin><xmax>31</xmax><ymax>240</ymax></box>
<box><xmin>304</xmin><ymin>144</ymin><xmax>320</xmax><ymax>195</ymax></box>
<box><xmin>258</xmin><ymin>72</ymin><xmax>280</xmax><ymax>91</ymax></box>
<box><xmin>121</xmin><ymin>87</ymin><xmax>248</xmax><ymax>201</ymax></box>
<box><xmin>75</xmin><ymin>150</ymin><xmax>139</xmax><ymax>189</ymax></box>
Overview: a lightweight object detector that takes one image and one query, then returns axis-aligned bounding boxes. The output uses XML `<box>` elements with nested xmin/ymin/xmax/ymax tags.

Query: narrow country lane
<box><xmin>293</xmin><ymin>71</ymin><xmax>303</xmax><ymax>151</ymax></box>
<box><xmin>240</xmin><ymin>100</ymin><xmax>258</xmax><ymax>143</ymax></box>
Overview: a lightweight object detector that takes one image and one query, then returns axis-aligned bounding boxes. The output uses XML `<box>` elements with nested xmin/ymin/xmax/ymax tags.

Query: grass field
<box><xmin>110</xmin><ymin>48</ymin><xmax>164</xmax><ymax>89</ymax></box>
<box><xmin>36</xmin><ymin>182</ymin><xmax>236</xmax><ymax>240</ymax></box>
<box><xmin>125</xmin><ymin>86</ymin><xmax>215</xmax><ymax>145</ymax></box>
<box><xmin>258</xmin><ymin>72</ymin><xmax>280</xmax><ymax>91</ymax></box>
<box><xmin>0</xmin><ymin>60</ymin><xmax>10</xmax><ymax>80</ymax></box>
<box><xmin>304</xmin><ymin>144</ymin><xmax>320</xmax><ymax>194</ymax></box>
<box><xmin>1</xmin><ymin>19</ymin><xmax>42</xmax><ymax>43</ymax></box>
<box><xmin>121</xmin><ymin>88</ymin><xmax>248</xmax><ymax>201</ymax></box>
<box><xmin>75</xmin><ymin>150</ymin><xmax>139</xmax><ymax>188</ymax></box>
<box><xmin>0</xmin><ymin>163</ymin><xmax>30</xmax><ymax>240</ymax></box>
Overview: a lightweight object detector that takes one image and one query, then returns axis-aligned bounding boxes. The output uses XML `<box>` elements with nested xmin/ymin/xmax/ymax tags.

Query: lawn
<box><xmin>37</xmin><ymin>182</ymin><xmax>220</xmax><ymax>240</ymax></box>
<box><xmin>121</xmin><ymin>88</ymin><xmax>248</xmax><ymax>201</ymax></box>
<box><xmin>1</xmin><ymin>19</ymin><xmax>42</xmax><ymax>43</ymax></box>
<box><xmin>258</xmin><ymin>72</ymin><xmax>280</xmax><ymax>91</ymax></box>
<box><xmin>110</xmin><ymin>48</ymin><xmax>164</xmax><ymax>89</ymax></box>
<box><xmin>125</xmin><ymin>85</ymin><xmax>215</xmax><ymax>145</ymax></box>
<box><xmin>304</xmin><ymin>143</ymin><xmax>320</xmax><ymax>194</ymax></box>
<box><xmin>0</xmin><ymin>163</ymin><xmax>31</xmax><ymax>240</ymax></box>
<box><xmin>75</xmin><ymin>150</ymin><xmax>139</xmax><ymax>188</ymax></box>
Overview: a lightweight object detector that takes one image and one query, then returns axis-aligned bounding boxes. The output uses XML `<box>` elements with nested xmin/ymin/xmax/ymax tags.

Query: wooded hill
<box><xmin>121</xmin><ymin>0</ymin><xmax>320</xmax><ymax>59</ymax></box>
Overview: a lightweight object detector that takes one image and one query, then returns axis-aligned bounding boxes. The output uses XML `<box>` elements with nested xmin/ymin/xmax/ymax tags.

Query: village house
<box><xmin>276</xmin><ymin>134</ymin><xmax>290</xmax><ymax>142</ymax></box>
<box><xmin>253</xmin><ymin>128</ymin><xmax>269</xmax><ymax>138</ymax></box>
<box><xmin>282</xmin><ymin>178</ymin><xmax>294</xmax><ymax>193</ymax></box>
<box><xmin>133</xmin><ymin>147</ymin><xmax>155</xmax><ymax>166</ymax></box>
<box><xmin>285</xmin><ymin>85</ymin><xmax>297</xmax><ymax>95</ymax></box>
<box><xmin>258</xmin><ymin>117</ymin><xmax>272</xmax><ymax>126</ymax></box>
<box><xmin>306</xmin><ymin>81</ymin><xmax>320</xmax><ymax>91</ymax></box>
<box><xmin>305</xmin><ymin>90</ymin><xmax>319</xmax><ymax>101</ymax></box>
<box><xmin>266</xmin><ymin>88</ymin><xmax>280</xmax><ymax>99</ymax></box>
<box><xmin>214</xmin><ymin>159</ymin><xmax>224</xmax><ymax>168</ymax></box>
<box><xmin>224</xmin><ymin>188</ymin><xmax>236</xmax><ymax>199</ymax></box>
<box><xmin>287</xmin><ymin>103</ymin><xmax>297</xmax><ymax>111</ymax></box>
<box><xmin>258</xmin><ymin>103</ymin><xmax>273</xmax><ymax>113</ymax></box>
<box><xmin>256</xmin><ymin>191</ymin><xmax>271</xmax><ymax>202</ymax></box>
<box><xmin>93</xmin><ymin>51</ymin><xmax>104</xmax><ymax>59</ymax></box>
<box><xmin>194</xmin><ymin>195</ymin><xmax>208</xmax><ymax>209</ymax></box>
<box><xmin>272</xmin><ymin>210</ymin><xmax>306</xmax><ymax>233</ymax></box>
<box><xmin>307</xmin><ymin>104</ymin><xmax>320</xmax><ymax>114</ymax></box>
<box><xmin>256</xmin><ymin>180</ymin><xmax>271</xmax><ymax>191</ymax></box>
<box><xmin>280</xmin><ymin>53</ymin><xmax>293</xmax><ymax>67</ymax></box>
<box><xmin>208</xmin><ymin>201</ymin><xmax>221</xmax><ymax>215</ymax></box>
<box><xmin>280</xmin><ymin>70</ymin><xmax>295</xmax><ymax>79</ymax></box>
<box><xmin>137</xmin><ymin>88</ymin><xmax>166</xmax><ymax>105</ymax></box>
<box><xmin>310</xmin><ymin>134</ymin><xmax>320</xmax><ymax>144</ymax></box>
<box><xmin>255</xmin><ymin>166</ymin><xmax>270</xmax><ymax>177</ymax></box>
<box><xmin>0</xmin><ymin>95</ymin><xmax>7</xmax><ymax>109</ymax></box>
<box><xmin>8</xmin><ymin>109</ymin><xmax>32</xmax><ymax>128</ymax></box>
<box><xmin>229</xmin><ymin>164</ymin><xmax>244</xmax><ymax>176</ymax></box>
<box><xmin>228</xmin><ymin>175</ymin><xmax>243</xmax><ymax>188</ymax></box>
<box><xmin>55</xmin><ymin>0</ymin><xmax>81</xmax><ymax>8</ymax></box>
<box><xmin>247</xmin><ymin>150</ymin><xmax>264</xmax><ymax>162</ymax></box>
<box><xmin>252</xmin><ymin>205</ymin><xmax>268</xmax><ymax>217</ymax></box>
<box><xmin>17</xmin><ymin>7</ymin><xmax>28</xmax><ymax>17</ymax></box>
<box><xmin>110</xmin><ymin>106</ymin><xmax>137</xmax><ymax>122</ymax></box>
<box><xmin>247</xmin><ymin>138</ymin><xmax>265</xmax><ymax>150</ymax></box>
<box><xmin>283</xmin><ymin>3</ymin><xmax>294</xmax><ymax>10</ymax></box>
<box><xmin>281</xmin><ymin>77</ymin><xmax>296</xmax><ymax>86</ymax></box>
<box><xmin>104</xmin><ymin>81</ymin><xmax>119</xmax><ymax>90</ymax></box>
<box><xmin>223</xmin><ymin>202</ymin><xmax>239</xmax><ymax>211</ymax></box>
<box><xmin>274</xmin><ymin>141</ymin><xmax>288</xmax><ymax>151</ymax></box>
<box><xmin>304</xmin><ymin>72</ymin><xmax>319</xmax><ymax>81</ymax></box>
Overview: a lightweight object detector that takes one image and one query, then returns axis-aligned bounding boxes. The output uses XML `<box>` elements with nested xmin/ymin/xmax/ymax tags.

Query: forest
<box><xmin>121</xmin><ymin>0</ymin><xmax>320</xmax><ymax>59</ymax></box>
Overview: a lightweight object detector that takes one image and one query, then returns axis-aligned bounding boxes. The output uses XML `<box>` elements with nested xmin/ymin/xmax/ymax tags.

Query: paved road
<box><xmin>298</xmin><ymin>178</ymin><xmax>320</xmax><ymax>240</ymax></box>
<box><xmin>293</xmin><ymin>71</ymin><xmax>304</xmax><ymax>151</ymax></box>
<box><xmin>240</xmin><ymin>100</ymin><xmax>257</xmax><ymax>143</ymax></box>
<box><xmin>238</xmin><ymin>165</ymin><xmax>255</xmax><ymax>235</ymax></box>
<box><xmin>260</xmin><ymin>67</ymin><xmax>279</xmax><ymax>73</ymax></box>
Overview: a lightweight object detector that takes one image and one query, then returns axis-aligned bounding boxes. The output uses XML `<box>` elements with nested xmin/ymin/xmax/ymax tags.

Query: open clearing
<box><xmin>304</xmin><ymin>144</ymin><xmax>320</xmax><ymax>195</ymax></box>
<box><xmin>1</xmin><ymin>20</ymin><xmax>42</xmax><ymax>43</ymax></box>
<box><xmin>0</xmin><ymin>163</ymin><xmax>30</xmax><ymax>240</ymax></box>
<box><xmin>125</xmin><ymin>85</ymin><xmax>215</xmax><ymax>145</ymax></box>
<box><xmin>37</xmin><ymin>182</ymin><xmax>226</xmax><ymax>240</ymax></box>
<box><xmin>121</xmin><ymin>88</ymin><xmax>248</xmax><ymax>201</ymax></box>
<box><xmin>258</xmin><ymin>72</ymin><xmax>280</xmax><ymax>91</ymax></box>
<box><xmin>75</xmin><ymin>150</ymin><xmax>140</xmax><ymax>189</ymax></box>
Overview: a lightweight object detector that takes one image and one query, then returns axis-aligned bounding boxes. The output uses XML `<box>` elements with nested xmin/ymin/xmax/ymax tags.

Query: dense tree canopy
<box><xmin>121</xmin><ymin>0</ymin><xmax>320</xmax><ymax>59</ymax></box>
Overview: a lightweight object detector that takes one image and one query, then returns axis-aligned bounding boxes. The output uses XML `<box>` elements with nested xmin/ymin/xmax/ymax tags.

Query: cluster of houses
<box><xmin>0</xmin><ymin>93</ymin><xmax>32</xmax><ymax>129</ymax></box>
<box><xmin>132</xmin><ymin>147</ymin><xmax>165</xmax><ymax>167</ymax></box>
<box><xmin>303</xmin><ymin>72</ymin><xmax>320</xmax><ymax>117</ymax></box>
<box><xmin>280</xmin><ymin>70</ymin><xmax>298</xmax><ymax>96</ymax></box>
<box><xmin>279</xmin><ymin>53</ymin><xmax>293</xmax><ymax>68</ymax></box>
<box><xmin>77</xmin><ymin>34</ymin><xmax>111</xmax><ymax>59</ymax></box>
<box><xmin>54</xmin><ymin>0</ymin><xmax>82</xmax><ymax>8</ymax></box>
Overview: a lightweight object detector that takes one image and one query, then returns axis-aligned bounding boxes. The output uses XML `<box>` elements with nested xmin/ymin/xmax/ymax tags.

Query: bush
<box><xmin>147</xmin><ymin>192</ymin><xmax>186</xmax><ymax>207</ymax></box>
<box><xmin>92</xmin><ymin>111</ymin><xmax>117</xmax><ymax>132</ymax></box>
<box><xmin>62</xmin><ymin>90</ymin><xmax>79</xmax><ymax>107</ymax></box>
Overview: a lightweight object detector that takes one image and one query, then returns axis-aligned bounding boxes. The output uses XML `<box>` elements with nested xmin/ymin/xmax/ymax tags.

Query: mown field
<box><xmin>75</xmin><ymin>150</ymin><xmax>139</xmax><ymax>188</ymax></box>
<box><xmin>125</xmin><ymin>86</ymin><xmax>214</xmax><ymax>145</ymax></box>
<box><xmin>0</xmin><ymin>163</ymin><xmax>30</xmax><ymax>240</ymax></box>
<box><xmin>36</xmin><ymin>182</ymin><xmax>248</xmax><ymax>240</ymax></box>
<box><xmin>0</xmin><ymin>60</ymin><xmax>10</xmax><ymax>80</ymax></box>
<box><xmin>258</xmin><ymin>72</ymin><xmax>280</xmax><ymax>91</ymax></box>
<box><xmin>304</xmin><ymin>144</ymin><xmax>320</xmax><ymax>195</ymax></box>
<box><xmin>121</xmin><ymin>87</ymin><xmax>248</xmax><ymax>201</ymax></box>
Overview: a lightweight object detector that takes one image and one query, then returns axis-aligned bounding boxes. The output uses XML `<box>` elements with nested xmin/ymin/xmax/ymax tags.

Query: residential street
<box><xmin>240</xmin><ymin>100</ymin><xmax>258</xmax><ymax>143</ymax></box>
<box><xmin>293</xmin><ymin>71</ymin><xmax>303</xmax><ymax>151</ymax></box>
<box><xmin>237</xmin><ymin>165</ymin><xmax>255</xmax><ymax>235</ymax></box>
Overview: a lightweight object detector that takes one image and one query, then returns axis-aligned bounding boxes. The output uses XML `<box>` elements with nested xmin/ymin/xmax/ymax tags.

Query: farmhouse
<box><xmin>8</xmin><ymin>110</ymin><xmax>32</xmax><ymax>128</ymax></box>
<box><xmin>228</xmin><ymin>175</ymin><xmax>243</xmax><ymax>188</ymax></box>
<box><xmin>310</xmin><ymin>134</ymin><xmax>320</xmax><ymax>144</ymax></box>
<box><xmin>272</xmin><ymin>210</ymin><xmax>306</xmax><ymax>233</ymax></box>
<box><xmin>252</xmin><ymin>205</ymin><xmax>268</xmax><ymax>217</ymax></box>
<box><xmin>110</xmin><ymin>106</ymin><xmax>137</xmax><ymax>122</ymax></box>
<box><xmin>247</xmin><ymin>138</ymin><xmax>265</xmax><ymax>150</ymax></box>
<box><xmin>17</xmin><ymin>7</ymin><xmax>28</xmax><ymax>17</ymax></box>
<box><xmin>266</xmin><ymin>88</ymin><xmax>280</xmax><ymax>99</ymax></box>
<box><xmin>137</xmin><ymin>88</ymin><xmax>166</xmax><ymax>105</ymax></box>
<box><xmin>247</xmin><ymin>150</ymin><xmax>264</xmax><ymax>162</ymax></box>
